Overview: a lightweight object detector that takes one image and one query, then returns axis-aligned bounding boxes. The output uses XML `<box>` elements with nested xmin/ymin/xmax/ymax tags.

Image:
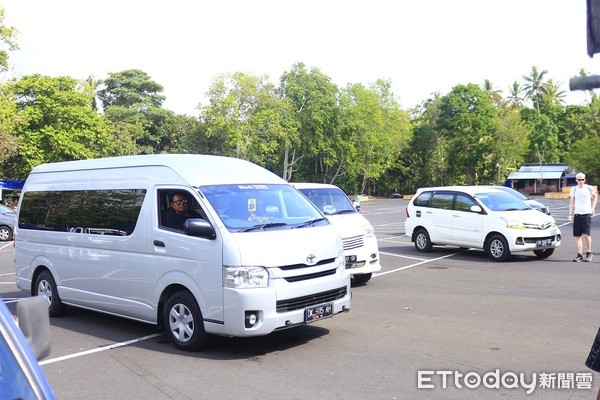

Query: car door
<box><xmin>425</xmin><ymin>192</ymin><xmax>455</xmax><ymax>243</ymax></box>
<box><xmin>450</xmin><ymin>193</ymin><xmax>485</xmax><ymax>246</ymax></box>
<box><xmin>153</xmin><ymin>187</ymin><xmax>224</xmax><ymax>324</ymax></box>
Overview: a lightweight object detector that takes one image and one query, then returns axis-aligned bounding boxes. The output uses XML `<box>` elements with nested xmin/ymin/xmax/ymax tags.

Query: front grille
<box><xmin>343</xmin><ymin>235</ymin><xmax>364</xmax><ymax>250</ymax></box>
<box><xmin>523</xmin><ymin>222</ymin><xmax>553</xmax><ymax>230</ymax></box>
<box><xmin>284</xmin><ymin>268</ymin><xmax>337</xmax><ymax>283</ymax></box>
<box><xmin>280</xmin><ymin>258</ymin><xmax>336</xmax><ymax>271</ymax></box>
<box><xmin>276</xmin><ymin>286</ymin><xmax>347</xmax><ymax>313</ymax></box>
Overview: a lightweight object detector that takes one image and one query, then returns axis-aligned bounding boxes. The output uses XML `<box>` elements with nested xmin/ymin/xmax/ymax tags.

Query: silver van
<box><xmin>15</xmin><ymin>154</ymin><xmax>351</xmax><ymax>351</ymax></box>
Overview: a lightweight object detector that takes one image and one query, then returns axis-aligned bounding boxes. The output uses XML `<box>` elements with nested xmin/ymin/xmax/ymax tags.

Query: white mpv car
<box><xmin>294</xmin><ymin>183</ymin><xmax>381</xmax><ymax>283</ymax></box>
<box><xmin>404</xmin><ymin>186</ymin><xmax>561</xmax><ymax>261</ymax></box>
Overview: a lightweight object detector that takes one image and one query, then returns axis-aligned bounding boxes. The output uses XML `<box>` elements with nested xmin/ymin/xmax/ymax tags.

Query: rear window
<box><xmin>413</xmin><ymin>191</ymin><xmax>432</xmax><ymax>207</ymax></box>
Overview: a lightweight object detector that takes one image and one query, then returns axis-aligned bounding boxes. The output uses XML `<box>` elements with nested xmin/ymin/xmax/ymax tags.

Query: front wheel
<box><xmin>0</xmin><ymin>226</ymin><xmax>12</xmax><ymax>241</ymax></box>
<box><xmin>485</xmin><ymin>234</ymin><xmax>510</xmax><ymax>262</ymax></box>
<box><xmin>353</xmin><ymin>273</ymin><xmax>372</xmax><ymax>284</ymax></box>
<box><xmin>414</xmin><ymin>228</ymin><xmax>432</xmax><ymax>252</ymax></box>
<box><xmin>533</xmin><ymin>248</ymin><xmax>554</xmax><ymax>259</ymax></box>
<box><xmin>35</xmin><ymin>270</ymin><xmax>66</xmax><ymax>316</ymax></box>
<box><xmin>164</xmin><ymin>291</ymin><xmax>210</xmax><ymax>351</ymax></box>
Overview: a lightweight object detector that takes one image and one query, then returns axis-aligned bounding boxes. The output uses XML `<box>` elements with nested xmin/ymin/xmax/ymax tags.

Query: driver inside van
<box><xmin>165</xmin><ymin>192</ymin><xmax>202</xmax><ymax>230</ymax></box>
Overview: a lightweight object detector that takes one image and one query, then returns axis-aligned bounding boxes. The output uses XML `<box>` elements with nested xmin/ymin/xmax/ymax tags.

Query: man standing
<box><xmin>568</xmin><ymin>173</ymin><xmax>597</xmax><ymax>262</ymax></box>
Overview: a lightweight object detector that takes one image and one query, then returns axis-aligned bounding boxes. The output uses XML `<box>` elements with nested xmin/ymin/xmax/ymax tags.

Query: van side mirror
<box><xmin>470</xmin><ymin>205</ymin><xmax>483</xmax><ymax>213</ymax></box>
<box><xmin>17</xmin><ymin>296</ymin><xmax>51</xmax><ymax>360</ymax></box>
<box><xmin>185</xmin><ymin>219</ymin><xmax>216</xmax><ymax>240</ymax></box>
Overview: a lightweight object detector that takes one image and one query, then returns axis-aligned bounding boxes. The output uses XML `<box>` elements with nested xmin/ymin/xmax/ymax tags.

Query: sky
<box><xmin>1</xmin><ymin>0</ymin><xmax>599</xmax><ymax>116</ymax></box>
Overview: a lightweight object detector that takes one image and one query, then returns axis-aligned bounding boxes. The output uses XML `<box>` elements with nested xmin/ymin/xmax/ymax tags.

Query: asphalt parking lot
<box><xmin>1</xmin><ymin>197</ymin><xmax>599</xmax><ymax>399</ymax></box>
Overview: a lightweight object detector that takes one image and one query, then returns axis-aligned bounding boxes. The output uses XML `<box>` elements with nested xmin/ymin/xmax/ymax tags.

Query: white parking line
<box><xmin>39</xmin><ymin>333</ymin><xmax>164</xmax><ymax>366</ymax></box>
<box><xmin>374</xmin><ymin>250</ymin><xmax>467</xmax><ymax>277</ymax></box>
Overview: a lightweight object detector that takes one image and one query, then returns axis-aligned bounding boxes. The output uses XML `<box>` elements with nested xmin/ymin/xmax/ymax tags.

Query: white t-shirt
<box><xmin>570</xmin><ymin>184</ymin><xmax>595</xmax><ymax>215</ymax></box>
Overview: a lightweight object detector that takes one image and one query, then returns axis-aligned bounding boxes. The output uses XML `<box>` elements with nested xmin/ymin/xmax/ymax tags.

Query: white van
<box><xmin>15</xmin><ymin>154</ymin><xmax>351</xmax><ymax>351</ymax></box>
<box><xmin>293</xmin><ymin>183</ymin><xmax>381</xmax><ymax>283</ymax></box>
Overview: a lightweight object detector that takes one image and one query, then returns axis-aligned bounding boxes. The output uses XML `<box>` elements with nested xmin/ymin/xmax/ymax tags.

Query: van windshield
<box><xmin>297</xmin><ymin>187</ymin><xmax>356</xmax><ymax>215</ymax></box>
<box><xmin>200</xmin><ymin>184</ymin><xmax>325</xmax><ymax>231</ymax></box>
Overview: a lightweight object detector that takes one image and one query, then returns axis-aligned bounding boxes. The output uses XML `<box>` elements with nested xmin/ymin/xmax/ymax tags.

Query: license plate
<box><xmin>345</xmin><ymin>255</ymin><xmax>357</xmax><ymax>264</ymax></box>
<box><xmin>305</xmin><ymin>303</ymin><xmax>334</xmax><ymax>323</ymax></box>
<box><xmin>536</xmin><ymin>238</ymin><xmax>552</xmax><ymax>247</ymax></box>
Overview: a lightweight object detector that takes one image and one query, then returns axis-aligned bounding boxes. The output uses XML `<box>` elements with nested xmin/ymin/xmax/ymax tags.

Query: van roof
<box><xmin>415</xmin><ymin>185</ymin><xmax>506</xmax><ymax>195</ymax></box>
<box><xmin>292</xmin><ymin>182</ymin><xmax>340</xmax><ymax>190</ymax></box>
<box><xmin>29</xmin><ymin>154</ymin><xmax>285</xmax><ymax>186</ymax></box>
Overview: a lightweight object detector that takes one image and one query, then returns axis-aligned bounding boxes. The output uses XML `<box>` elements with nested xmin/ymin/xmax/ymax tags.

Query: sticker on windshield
<box><xmin>237</xmin><ymin>184</ymin><xmax>269</xmax><ymax>190</ymax></box>
<box><xmin>248</xmin><ymin>199</ymin><xmax>257</xmax><ymax>212</ymax></box>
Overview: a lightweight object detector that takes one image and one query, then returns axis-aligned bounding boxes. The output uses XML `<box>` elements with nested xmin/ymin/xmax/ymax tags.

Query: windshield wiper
<box><xmin>331</xmin><ymin>209</ymin><xmax>355</xmax><ymax>215</ymax></box>
<box><xmin>295</xmin><ymin>217</ymin><xmax>328</xmax><ymax>229</ymax></box>
<box><xmin>240</xmin><ymin>222</ymin><xmax>288</xmax><ymax>232</ymax></box>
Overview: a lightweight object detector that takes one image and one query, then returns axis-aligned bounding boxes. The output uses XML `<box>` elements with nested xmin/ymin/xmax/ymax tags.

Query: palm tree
<box><xmin>83</xmin><ymin>75</ymin><xmax>100</xmax><ymax>111</ymax></box>
<box><xmin>522</xmin><ymin>66</ymin><xmax>548</xmax><ymax>111</ymax></box>
<box><xmin>540</xmin><ymin>79</ymin><xmax>566</xmax><ymax>106</ymax></box>
<box><xmin>482</xmin><ymin>79</ymin><xmax>503</xmax><ymax>106</ymax></box>
<box><xmin>506</xmin><ymin>81</ymin><xmax>525</xmax><ymax>108</ymax></box>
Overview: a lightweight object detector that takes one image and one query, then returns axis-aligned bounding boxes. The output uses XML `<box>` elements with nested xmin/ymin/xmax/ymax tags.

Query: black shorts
<box><xmin>573</xmin><ymin>214</ymin><xmax>592</xmax><ymax>236</ymax></box>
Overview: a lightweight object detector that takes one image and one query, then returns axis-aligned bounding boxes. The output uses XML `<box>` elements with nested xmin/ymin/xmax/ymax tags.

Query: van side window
<box><xmin>19</xmin><ymin>189</ymin><xmax>146</xmax><ymax>235</ymax></box>
<box><xmin>158</xmin><ymin>190</ymin><xmax>206</xmax><ymax>231</ymax></box>
<box><xmin>454</xmin><ymin>194</ymin><xmax>477</xmax><ymax>212</ymax></box>
<box><xmin>413</xmin><ymin>191</ymin><xmax>432</xmax><ymax>207</ymax></box>
<box><xmin>430</xmin><ymin>193</ymin><xmax>454</xmax><ymax>210</ymax></box>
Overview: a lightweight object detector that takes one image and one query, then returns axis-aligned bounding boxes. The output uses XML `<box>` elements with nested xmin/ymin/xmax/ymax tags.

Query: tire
<box><xmin>0</xmin><ymin>225</ymin><xmax>12</xmax><ymax>241</ymax></box>
<box><xmin>35</xmin><ymin>270</ymin><xmax>66</xmax><ymax>316</ymax></box>
<box><xmin>164</xmin><ymin>291</ymin><xmax>210</xmax><ymax>351</ymax></box>
<box><xmin>414</xmin><ymin>228</ymin><xmax>432</xmax><ymax>252</ymax></box>
<box><xmin>485</xmin><ymin>234</ymin><xmax>510</xmax><ymax>262</ymax></box>
<box><xmin>533</xmin><ymin>248</ymin><xmax>554</xmax><ymax>259</ymax></box>
<box><xmin>353</xmin><ymin>273</ymin><xmax>372</xmax><ymax>284</ymax></box>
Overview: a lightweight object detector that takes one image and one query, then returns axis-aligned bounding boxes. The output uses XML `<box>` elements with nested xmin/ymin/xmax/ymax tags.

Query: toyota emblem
<box><xmin>306</xmin><ymin>254</ymin><xmax>316</xmax><ymax>264</ymax></box>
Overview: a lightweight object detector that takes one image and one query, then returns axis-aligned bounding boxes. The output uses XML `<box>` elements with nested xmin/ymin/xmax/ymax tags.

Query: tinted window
<box><xmin>19</xmin><ymin>189</ymin><xmax>146</xmax><ymax>235</ymax></box>
<box><xmin>430</xmin><ymin>193</ymin><xmax>454</xmax><ymax>210</ymax></box>
<box><xmin>454</xmin><ymin>194</ymin><xmax>478</xmax><ymax>212</ymax></box>
<box><xmin>413</xmin><ymin>191</ymin><xmax>433</xmax><ymax>207</ymax></box>
<box><xmin>298</xmin><ymin>187</ymin><xmax>355</xmax><ymax>215</ymax></box>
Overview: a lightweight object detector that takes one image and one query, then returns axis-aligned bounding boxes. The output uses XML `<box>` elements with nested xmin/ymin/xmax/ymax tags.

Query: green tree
<box><xmin>98</xmin><ymin>69</ymin><xmax>183</xmax><ymax>154</ymax></box>
<box><xmin>2</xmin><ymin>74</ymin><xmax>115</xmax><ymax>177</ymax></box>
<box><xmin>522</xmin><ymin>66</ymin><xmax>548</xmax><ymax>112</ymax></box>
<box><xmin>338</xmin><ymin>80</ymin><xmax>411</xmax><ymax>193</ymax></box>
<box><xmin>507</xmin><ymin>81</ymin><xmax>526</xmax><ymax>109</ymax></box>
<box><xmin>482</xmin><ymin>79</ymin><xmax>503</xmax><ymax>107</ymax></box>
<box><xmin>97</xmin><ymin>69</ymin><xmax>165</xmax><ymax>110</ymax></box>
<box><xmin>199</xmin><ymin>72</ymin><xmax>287</xmax><ymax>167</ymax></box>
<box><xmin>0</xmin><ymin>88</ymin><xmax>19</xmax><ymax>165</ymax></box>
<box><xmin>394</xmin><ymin>93</ymin><xmax>444</xmax><ymax>192</ymax></box>
<box><xmin>520</xmin><ymin>108</ymin><xmax>560</xmax><ymax>164</ymax></box>
<box><xmin>437</xmin><ymin>84</ymin><xmax>500</xmax><ymax>184</ymax></box>
<box><xmin>0</xmin><ymin>6</ymin><xmax>18</xmax><ymax>74</ymax></box>
<box><xmin>279</xmin><ymin>62</ymin><xmax>339</xmax><ymax>182</ymax></box>
<box><xmin>492</xmin><ymin>107</ymin><xmax>530</xmax><ymax>183</ymax></box>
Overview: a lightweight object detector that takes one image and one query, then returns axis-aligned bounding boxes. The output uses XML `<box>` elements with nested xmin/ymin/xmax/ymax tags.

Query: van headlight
<box><xmin>224</xmin><ymin>266</ymin><xmax>268</xmax><ymax>288</ymax></box>
<box><xmin>502</xmin><ymin>217</ymin><xmax>524</xmax><ymax>230</ymax></box>
<box><xmin>363</xmin><ymin>224</ymin><xmax>374</xmax><ymax>237</ymax></box>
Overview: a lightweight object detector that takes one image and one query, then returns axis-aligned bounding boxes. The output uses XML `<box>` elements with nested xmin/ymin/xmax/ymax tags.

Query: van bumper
<box><xmin>343</xmin><ymin>235</ymin><xmax>381</xmax><ymax>275</ymax></box>
<box><xmin>216</xmin><ymin>275</ymin><xmax>351</xmax><ymax>337</ymax></box>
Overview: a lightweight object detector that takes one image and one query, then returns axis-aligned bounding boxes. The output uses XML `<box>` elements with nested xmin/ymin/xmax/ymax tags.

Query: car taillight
<box><xmin>405</xmin><ymin>208</ymin><xmax>410</xmax><ymax>218</ymax></box>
